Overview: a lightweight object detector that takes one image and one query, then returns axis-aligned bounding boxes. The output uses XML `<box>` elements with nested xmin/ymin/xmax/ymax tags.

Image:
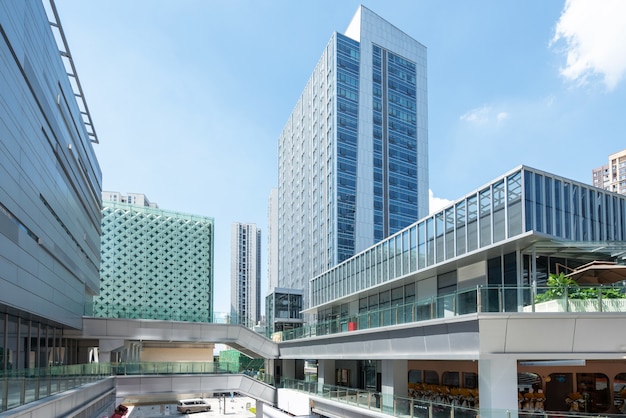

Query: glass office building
<box><xmin>278</xmin><ymin>6</ymin><xmax>428</xmax><ymax>309</ymax></box>
<box><xmin>309</xmin><ymin>166</ymin><xmax>626</xmax><ymax>312</ymax></box>
<box><xmin>93</xmin><ymin>201</ymin><xmax>214</xmax><ymax>322</ymax></box>
<box><xmin>265</xmin><ymin>288</ymin><xmax>304</xmax><ymax>336</ymax></box>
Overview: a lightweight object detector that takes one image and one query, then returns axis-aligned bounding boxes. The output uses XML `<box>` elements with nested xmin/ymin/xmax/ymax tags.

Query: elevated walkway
<box><xmin>116</xmin><ymin>373</ymin><xmax>276</xmax><ymax>405</ymax></box>
<box><xmin>278</xmin><ymin>311</ymin><xmax>626</xmax><ymax>360</ymax></box>
<box><xmin>68</xmin><ymin>317</ymin><xmax>279</xmax><ymax>359</ymax></box>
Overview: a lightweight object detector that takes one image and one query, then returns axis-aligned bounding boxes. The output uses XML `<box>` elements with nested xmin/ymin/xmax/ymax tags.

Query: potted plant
<box><xmin>532</xmin><ymin>272</ymin><xmax>626</xmax><ymax>312</ymax></box>
<box><xmin>536</xmin><ymin>273</ymin><xmax>578</xmax><ymax>303</ymax></box>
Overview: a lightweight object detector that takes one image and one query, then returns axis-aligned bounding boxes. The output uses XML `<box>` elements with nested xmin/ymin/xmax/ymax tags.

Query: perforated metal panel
<box><xmin>93</xmin><ymin>202</ymin><xmax>214</xmax><ymax>322</ymax></box>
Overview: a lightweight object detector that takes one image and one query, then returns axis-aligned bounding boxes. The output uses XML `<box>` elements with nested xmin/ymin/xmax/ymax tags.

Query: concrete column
<box><xmin>128</xmin><ymin>343</ymin><xmax>136</xmax><ymax>362</ymax></box>
<box><xmin>381</xmin><ymin>359</ymin><xmax>407</xmax><ymax>414</ymax></box>
<box><xmin>478</xmin><ymin>358</ymin><xmax>519</xmax><ymax>418</ymax></box>
<box><xmin>283</xmin><ymin>359</ymin><xmax>296</xmax><ymax>381</ymax></box>
<box><xmin>317</xmin><ymin>359</ymin><xmax>335</xmax><ymax>393</ymax></box>
<box><xmin>256</xmin><ymin>401</ymin><xmax>264</xmax><ymax>418</ymax></box>
<box><xmin>265</xmin><ymin>359</ymin><xmax>274</xmax><ymax>381</ymax></box>
<box><xmin>98</xmin><ymin>350</ymin><xmax>111</xmax><ymax>363</ymax></box>
<box><xmin>132</xmin><ymin>342</ymin><xmax>141</xmax><ymax>362</ymax></box>
<box><xmin>98</xmin><ymin>339</ymin><xmax>125</xmax><ymax>364</ymax></box>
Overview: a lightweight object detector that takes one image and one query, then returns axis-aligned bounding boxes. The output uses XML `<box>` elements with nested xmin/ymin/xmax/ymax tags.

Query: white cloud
<box><xmin>460</xmin><ymin>105</ymin><xmax>490</xmax><ymax>125</ymax></box>
<box><xmin>460</xmin><ymin>105</ymin><xmax>509</xmax><ymax>126</ymax></box>
<box><xmin>429</xmin><ymin>189</ymin><xmax>453</xmax><ymax>214</ymax></box>
<box><xmin>551</xmin><ymin>0</ymin><xmax>626</xmax><ymax>90</ymax></box>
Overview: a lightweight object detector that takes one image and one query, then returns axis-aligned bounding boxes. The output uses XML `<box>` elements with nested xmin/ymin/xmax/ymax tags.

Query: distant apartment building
<box><xmin>278</xmin><ymin>6</ymin><xmax>429</xmax><ymax>309</ymax></box>
<box><xmin>101</xmin><ymin>191</ymin><xmax>158</xmax><ymax>208</ymax></box>
<box><xmin>231</xmin><ymin>222</ymin><xmax>261</xmax><ymax>327</ymax></box>
<box><xmin>592</xmin><ymin>148</ymin><xmax>626</xmax><ymax>195</ymax></box>
<box><xmin>94</xmin><ymin>193</ymin><xmax>214</xmax><ymax>322</ymax></box>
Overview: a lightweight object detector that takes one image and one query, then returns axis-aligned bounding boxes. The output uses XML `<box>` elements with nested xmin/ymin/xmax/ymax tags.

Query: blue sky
<box><xmin>55</xmin><ymin>0</ymin><xmax>626</xmax><ymax>314</ymax></box>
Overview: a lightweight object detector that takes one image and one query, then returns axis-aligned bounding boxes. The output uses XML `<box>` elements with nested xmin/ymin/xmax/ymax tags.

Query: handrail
<box><xmin>278</xmin><ymin>283</ymin><xmax>626</xmax><ymax>341</ymax></box>
<box><xmin>281</xmin><ymin>377</ymin><xmax>618</xmax><ymax>418</ymax></box>
<box><xmin>0</xmin><ymin>361</ymin><xmax>267</xmax><ymax>413</ymax></box>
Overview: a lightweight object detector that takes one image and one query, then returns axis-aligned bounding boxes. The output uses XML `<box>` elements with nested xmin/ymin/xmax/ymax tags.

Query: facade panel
<box><xmin>310</xmin><ymin>166</ymin><xmax>626</xmax><ymax>309</ymax></box>
<box><xmin>93</xmin><ymin>200</ymin><xmax>214</xmax><ymax>322</ymax></box>
<box><xmin>0</xmin><ymin>0</ymin><xmax>101</xmax><ymax>330</ymax></box>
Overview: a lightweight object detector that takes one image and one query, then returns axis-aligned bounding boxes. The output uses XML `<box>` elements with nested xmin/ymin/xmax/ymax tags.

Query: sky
<box><xmin>54</xmin><ymin>0</ymin><xmax>626</xmax><ymax>314</ymax></box>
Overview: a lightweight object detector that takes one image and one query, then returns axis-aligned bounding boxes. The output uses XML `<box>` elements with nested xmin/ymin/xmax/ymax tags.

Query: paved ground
<box><xmin>124</xmin><ymin>396</ymin><xmax>256</xmax><ymax>417</ymax></box>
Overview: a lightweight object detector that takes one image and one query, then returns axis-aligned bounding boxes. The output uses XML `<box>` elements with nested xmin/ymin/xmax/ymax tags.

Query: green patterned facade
<box><xmin>92</xmin><ymin>202</ymin><xmax>214</xmax><ymax>322</ymax></box>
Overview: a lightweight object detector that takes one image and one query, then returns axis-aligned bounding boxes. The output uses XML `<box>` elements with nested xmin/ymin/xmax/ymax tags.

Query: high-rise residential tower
<box><xmin>592</xmin><ymin>148</ymin><xmax>626</xmax><ymax>195</ymax></box>
<box><xmin>94</xmin><ymin>193</ymin><xmax>214</xmax><ymax>322</ymax></box>
<box><xmin>278</xmin><ymin>6</ymin><xmax>428</xmax><ymax>308</ymax></box>
<box><xmin>231</xmin><ymin>222</ymin><xmax>262</xmax><ymax>327</ymax></box>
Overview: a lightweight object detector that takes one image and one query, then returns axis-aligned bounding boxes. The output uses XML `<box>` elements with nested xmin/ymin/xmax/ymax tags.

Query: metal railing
<box><xmin>82</xmin><ymin>305</ymin><xmax>258</xmax><ymax>326</ymax></box>
<box><xmin>4</xmin><ymin>362</ymin><xmax>621</xmax><ymax>418</ymax></box>
<box><xmin>279</xmin><ymin>284</ymin><xmax>626</xmax><ymax>341</ymax></box>
<box><xmin>0</xmin><ymin>363</ymin><xmax>112</xmax><ymax>412</ymax></box>
<box><xmin>281</xmin><ymin>377</ymin><xmax>623</xmax><ymax>418</ymax></box>
<box><xmin>0</xmin><ymin>361</ymin><xmax>243</xmax><ymax>412</ymax></box>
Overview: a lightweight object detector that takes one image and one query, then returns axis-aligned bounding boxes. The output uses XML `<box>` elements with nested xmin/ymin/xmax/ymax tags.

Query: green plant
<box><xmin>536</xmin><ymin>273</ymin><xmax>578</xmax><ymax>302</ymax></box>
<box><xmin>569</xmin><ymin>287</ymin><xmax>626</xmax><ymax>300</ymax></box>
<box><xmin>536</xmin><ymin>273</ymin><xmax>626</xmax><ymax>302</ymax></box>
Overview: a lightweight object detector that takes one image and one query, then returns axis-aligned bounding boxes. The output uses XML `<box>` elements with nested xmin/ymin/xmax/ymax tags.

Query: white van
<box><xmin>177</xmin><ymin>398</ymin><xmax>211</xmax><ymax>414</ymax></box>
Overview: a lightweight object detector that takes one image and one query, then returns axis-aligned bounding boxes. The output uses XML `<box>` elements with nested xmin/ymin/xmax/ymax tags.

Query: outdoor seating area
<box><xmin>408</xmin><ymin>384</ymin><xmax>478</xmax><ymax>409</ymax></box>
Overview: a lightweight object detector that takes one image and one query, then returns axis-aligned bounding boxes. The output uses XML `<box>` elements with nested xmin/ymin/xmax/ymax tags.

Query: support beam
<box><xmin>381</xmin><ymin>359</ymin><xmax>407</xmax><ymax>414</ymax></box>
<box><xmin>478</xmin><ymin>358</ymin><xmax>519</xmax><ymax>418</ymax></box>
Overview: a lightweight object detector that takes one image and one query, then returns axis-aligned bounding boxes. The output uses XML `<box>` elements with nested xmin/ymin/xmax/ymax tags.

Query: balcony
<box><xmin>277</xmin><ymin>283</ymin><xmax>626</xmax><ymax>341</ymax></box>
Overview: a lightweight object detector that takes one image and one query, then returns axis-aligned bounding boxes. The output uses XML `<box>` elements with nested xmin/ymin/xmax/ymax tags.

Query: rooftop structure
<box><xmin>102</xmin><ymin>191</ymin><xmax>158</xmax><ymax>208</ymax></box>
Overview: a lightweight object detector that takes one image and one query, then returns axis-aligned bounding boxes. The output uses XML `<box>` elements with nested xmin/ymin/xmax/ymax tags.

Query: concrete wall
<box><xmin>141</xmin><ymin>346</ymin><xmax>215</xmax><ymax>362</ymax></box>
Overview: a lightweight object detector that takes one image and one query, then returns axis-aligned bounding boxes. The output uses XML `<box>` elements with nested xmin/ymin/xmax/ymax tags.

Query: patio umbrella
<box><xmin>565</xmin><ymin>261</ymin><xmax>626</xmax><ymax>284</ymax></box>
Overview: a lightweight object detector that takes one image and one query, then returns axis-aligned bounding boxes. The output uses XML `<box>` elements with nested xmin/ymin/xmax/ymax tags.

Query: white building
<box><xmin>231</xmin><ymin>222</ymin><xmax>262</xmax><ymax>327</ymax></box>
<box><xmin>102</xmin><ymin>191</ymin><xmax>158</xmax><ymax>208</ymax></box>
<box><xmin>592</xmin><ymin>148</ymin><xmax>626</xmax><ymax>195</ymax></box>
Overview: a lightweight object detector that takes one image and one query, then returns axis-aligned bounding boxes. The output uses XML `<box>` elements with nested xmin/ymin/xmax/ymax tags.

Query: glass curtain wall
<box><xmin>336</xmin><ymin>34</ymin><xmax>360</xmax><ymax>263</ymax></box>
<box><xmin>0</xmin><ymin>313</ymin><xmax>70</xmax><ymax>372</ymax></box>
<box><xmin>310</xmin><ymin>167</ymin><xmax>626</xmax><ymax>308</ymax></box>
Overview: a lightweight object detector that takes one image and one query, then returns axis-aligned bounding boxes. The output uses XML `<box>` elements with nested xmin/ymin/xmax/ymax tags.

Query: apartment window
<box><xmin>445</xmin><ymin>207</ymin><xmax>455</xmax><ymax>259</ymax></box>
<box><xmin>435</xmin><ymin>213</ymin><xmax>444</xmax><ymax>263</ymax></box>
<box><xmin>506</xmin><ymin>171</ymin><xmax>522</xmax><ymax>237</ymax></box>
<box><xmin>467</xmin><ymin>196</ymin><xmax>478</xmax><ymax>252</ymax></box>
<box><xmin>455</xmin><ymin>201</ymin><xmax>466</xmax><ymax>256</ymax></box>
<box><xmin>492</xmin><ymin>180</ymin><xmax>505</xmax><ymax>243</ymax></box>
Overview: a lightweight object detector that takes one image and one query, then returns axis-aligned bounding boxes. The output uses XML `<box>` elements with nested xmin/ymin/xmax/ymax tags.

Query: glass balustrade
<box><xmin>279</xmin><ymin>284</ymin><xmax>626</xmax><ymax>341</ymax></box>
